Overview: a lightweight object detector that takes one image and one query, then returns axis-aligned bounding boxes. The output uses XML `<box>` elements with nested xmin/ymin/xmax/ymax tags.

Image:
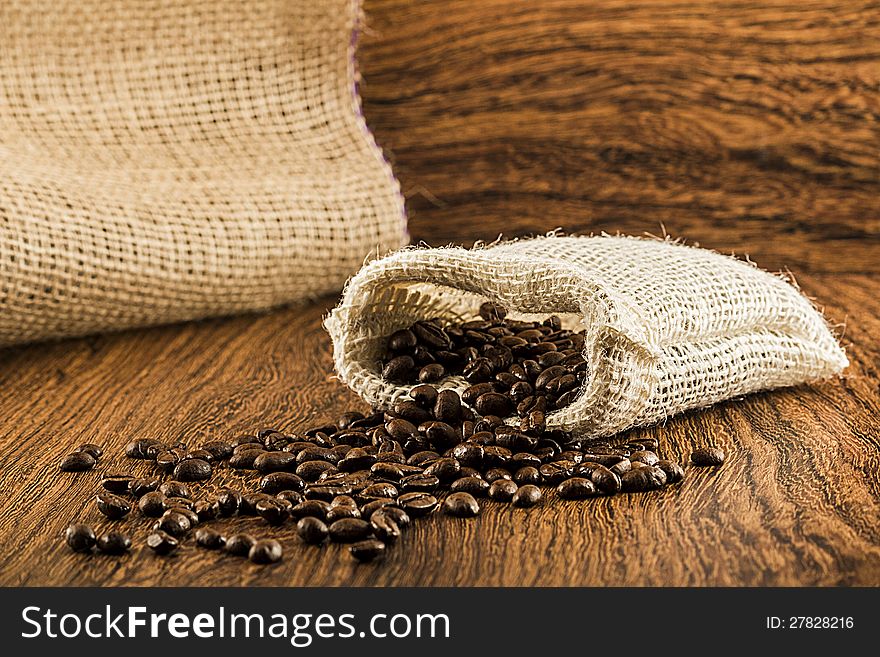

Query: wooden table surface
<box><xmin>1</xmin><ymin>0</ymin><xmax>879</xmax><ymax>586</ymax></box>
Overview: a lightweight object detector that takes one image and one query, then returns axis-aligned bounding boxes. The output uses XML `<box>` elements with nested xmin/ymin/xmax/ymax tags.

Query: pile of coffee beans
<box><xmin>60</xmin><ymin>304</ymin><xmax>725</xmax><ymax>566</ymax></box>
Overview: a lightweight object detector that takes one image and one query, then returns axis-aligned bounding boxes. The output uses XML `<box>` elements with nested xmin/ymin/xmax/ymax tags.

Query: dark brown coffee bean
<box><xmin>216</xmin><ymin>488</ymin><xmax>241</xmax><ymax>516</ymax></box>
<box><xmin>194</xmin><ymin>527</ymin><xmax>226</xmax><ymax>549</ymax></box>
<box><xmin>418</xmin><ymin>363</ymin><xmax>446</xmax><ymax>383</ymax></box>
<box><xmin>158</xmin><ymin>481</ymin><xmax>191</xmax><ymax>499</ymax></box>
<box><xmin>512</xmin><ymin>484</ymin><xmax>542</xmax><ymax>507</ymax></box>
<box><xmin>448</xmin><ymin>443</ymin><xmax>482</xmax><ymax>468</ymax></box>
<box><xmin>423</xmin><ymin>457</ymin><xmax>461</xmax><ymax>483</ymax></box>
<box><xmin>385</xmin><ymin>418</ymin><xmax>418</xmax><ymax>441</ymax></box>
<box><xmin>433</xmin><ymin>389</ymin><xmax>462</xmax><ymax>423</ymax></box>
<box><xmin>260</xmin><ymin>472</ymin><xmax>305</xmax><ymax>494</ymax></box>
<box><xmin>194</xmin><ymin>499</ymin><xmax>221</xmax><ymax>522</ymax></box>
<box><xmin>361</xmin><ymin>482</ymin><xmax>399</xmax><ymax>499</ymax></box>
<box><xmin>488</xmin><ymin>479</ymin><xmax>518</xmax><ymax>501</ymax></box>
<box><xmin>229</xmin><ymin>449</ymin><xmax>265</xmax><ymax>469</ymax></box>
<box><xmin>100</xmin><ymin>473</ymin><xmax>134</xmax><ymax>494</ymax></box>
<box><xmin>691</xmin><ymin>447</ymin><xmax>726</xmax><ymax>467</ymax></box>
<box><xmin>146</xmin><ymin>530</ymin><xmax>179</xmax><ymax>556</ymax></box>
<box><xmin>621</xmin><ymin>469</ymin><xmax>655</xmax><ymax>492</ymax></box>
<box><xmin>478</xmin><ymin>301</ymin><xmax>507</xmax><ymax>322</ymax></box>
<box><xmin>398</xmin><ymin>491</ymin><xmax>439</xmax><ymax>517</ymax></box>
<box><xmin>400</xmin><ymin>472</ymin><xmax>440</xmax><ymax>493</ymax></box>
<box><xmin>165</xmin><ymin>497</ymin><xmax>196</xmax><ymax>513</ymax></box>
<box><xmin>610</xmin><ymin>458</ymin><xmax>632</xmax><ymax>477</ymax></box>
<box><xmin>450</xmin><ymin>476</ymin><xmax>490</xmax><ymax>497</ymax></box>
<box><xmin>557</xmin><ymin>477</ymin><xmax>597</xmax><ymax>499</ymax></box>
<box><xmin>153</xmin><ymin>510</ymin><xmax>192</xmax><ymax>537</ymax></box>
<box><xmin>413</xmin><ymin>321</ymin><xmax>452</xmax><ymax>349</ymax></box>
<box><xmin>475</xmin><ymin>392</ymin><xmax>513</xmax><ymax>417</ymax></box>
<box><xmin>60</xmin><ymin>451</ymin><xmax>96</xmax><ymax>472</ymax></box>
<box><xmin>390</xmin><ymin>401</ymin><xmax>433</xmax><ymax>424</ymax></box>
<box><xmin>630</xmin><ymin>450</ymin><xmax>659</xmax><ymax>466</ymax></box>
<box><xmin>383</xmin><ymin>355</ymin><xmax>415</xmax><ymax>382</ymax></box>
<box><xmin>128</xmin><ymin>476</ymin><xmax>161</xmax><ymax>498</ymax></box>
<box><xmin>409</xmin><ymin>384</ymin><xmax>439</xmax><ymax>408</ymax></box>
<box><xmin>656</xmin><ymin>459</ymin><xmax>685</xmax><ymax>483</ymax></box>
<box><xmin>200</xmin><ymin>440</ymin><xmax>234</xmax><ymax>460</ymax></box>
<box><xmin>173</xmin><ymin>458</ymin><xmax>212</xmax><ymax>482</ymax></box>
<box><xmin>296</xmin><ymin>460</ymin><xmax>338</xmax><ymax>482</ymax></box>
<box><xmin>290</xmin><ymin>517</ymin><xmax>327</xmax><ymax>546</ymax></box>
<box><xmin>304</xmin><ymin>483</ymin><xmax>354</xmax><ymax>501</ymax></box>
<box><xmin>349</xmin><ymin>538</ymin><xmax>386</xmax><ymax>562</ymax></box>
<box><xmin>463</xmin><ymin>357</ymin><xmax>494</xmax><ymax>383</ymax></box>
<box><xmin>225</xmin><ymin>533</ymin><xmax>256</xmax><ymax>557</ymax></box>
<box><xmin>253</xmin><ymin>451</ymin><xmax>297</xmax><ymax>474</ymax></box>
<box><xmin>96</xmin><ymin>531</ymin><xmax>131</xmax><ymax>555</ymax></box>
<box><xmin>291</xmin><ymin>499</ymin><xmax>331</xmax><ymax>521</ymax></box>
<box><xmin>125</xmin><ymin>438</ymin><xmax>165</xmax><ymax>459</ymax></box>
<box><xmin>138</xmin><ymin>491</ymin><xmax>167</xmax><ymax>517</ymax></box>
<box><xmin>369</xmin><ymin>510</ymin><xmax>401</xmax><ymax>543</ymax></box>
<box><xmin>328</xmin><ymin>518</ymin><xmax>372</xmax><ymax>543</ymax></box>
<box><xmin>249</xmin><ymin>539</ymin><xmax>283</xmax><ymax>564</ymax></box>
<box><xmin>388</xmin><ymin>328</ymin><xmax>418</xmax><ymax>352</ymax></box>
<box><xmin>483</xmin><ymin>468</ymin><xmax>512</xmax><ymax>483</ymax></box>
<box><xmin>462</xmin><ymin>383</ymin><xmax>496</xmax><ymax>405</ymax></box>
<box><xmin>514</xmin><ymin>466</ymin><xmax>541</xmax><ymax>485</ymax></box>
<box><xmin>327</xmin><ymin>503</ymin><xmax>361</xmax><ymax>523</ymax></box>
<box><xmin>443</xmin><ymin>492</ymin><xmax>480</xmax><ymax>517</ymax></box>
<box><xmin>539</xmin><ymin>460</ymin><xmax>576</xmax><ymax>485</ymax></box>
<box><xmin>590</xmin><ymin>465</ymin><xmax>623</xmax><ymax>494</ymax></box>
<box><xmin>65</xmin><ymin>523</ymin><xmax>96</xmax><ymax>552</ymax></box>
<box><xmin>535</xmin><ymin>366</ymin><xmax>567</xmax><ymax>390</ymax></box>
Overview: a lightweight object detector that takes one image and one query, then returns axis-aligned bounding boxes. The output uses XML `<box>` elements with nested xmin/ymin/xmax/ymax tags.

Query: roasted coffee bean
<box><xmin>512</xmin><ymin>484</ymin><xmax>542</xmax><ymax>508</ymax></box>
<box><xmin>539</xmin><ymin>460</ymin><xmax>576</xmax><ymax>485</ymax></box>
<box><xmin>379</xmin><ymin>506</ymin><xmax>410</xmax><ymax>530</ymax></box>
<box><xmin>433</xmin><ymin>389</ymin><xmax>462</xmax><ymax>423</ymax></box>
<box><xmin>610</xmin><ymin>458</ymin><xmax>632</xmax><ymax>477</ymax></box>
<box><xmin>400</xmin><ymin>473</ymin><xmax>440</xmax><ymax>493</ymax></box>
<box><xmin>146</xmin><ymin>530</ymin><xmax>179</xmax><ymax>556</ymax></box>
<box><xmin>420</xmin><ymin>421</ymin><xmax>459</xmax><ymax>449</ymax></box>
<box><xmin>158</xmin><ymin>481</ymin><xmax>191</xmax><ymax>499</ymax></box>
<box><xmin>388</xmin><ymin>328</ymin><xmax>418</xmax><ymax>352</ymax></box>
<box><xmin>451</xmin><ymin>442</ymin><xmax>484</xmax><ymax>468</ymax></box>
<box><xmin>621</xmin><ymin>469</ymin><xmax>655</xmax><ymax>492</ymax></box>
<box><xmin>100</xmin><ymin>473</ymin><xmax>135</xmax><ymax>494</ymax></box>
<box><xmin>305</xmin><ymin>483</ymin><xmax>354</xmax><ymax>501</ymax></box>
<box><xmin>412</xmin><ymin>321</ymin><xmax>452</xmax><ymax>349</ymax></box>
<box><xmin>235</xmin><ymin>493</ymin><xmax>266</xmax><ymax>517</ymax></box>
<box><xmin>296</xmin><ymin>460</ymin><xmax>338</xmax><ymax>482</ymax></box>
<box><xmin>65</xmin><ymin>523</ymin><xmax>96</xmax><ymax>553</ymax></box>
<box><xmin>195</xmin><ymin>527</ymin><xmax>226</xmax><ymax>549</ymax></box>
<box><xmin>583</xmin><ymin>468</ymin><xmax>617</xmax><ymax>497</ymax></box>
<box><xmin>93</xmin><ymin>493</ymin><xmax>130</xmax><ymax>520</ymax></box>
<box><xmin>361</xmin><ymin>499</ymin><xmax>397</xmax><ymax>518</ymax></box>
<box><xmin>367</xmin><ymin>510</ymin><xmax>399</xmax><ymax>542</ymax></box>
<box><xmin>475</xmin><ymin>392</ymin><xmax>513</xmax><ymax>417</ymax></box>
<box><xmin>349</xmin><ymin>538</ymin><xmax>386</xmax><ymax>563</ymax></box>
<box><xmin>360</xmin><ymin>482</ymin><xmax>398</xmax><ymax>499</ymax></box>
<box><xmin>248</xmin><ymin>539</ymin><xmax>283</xmax><ymax>564</ymax></box>
<box><xmin>253</xmin><ymin>451</ymin><xmax>297</xmax><ymax>474</ymax></box>
<box><xmin>184</xmin><ymin>449</ymin><xmax>216</xmax><ymax>464</ymax></box>
<box><xmin>398</xmin><ymin>492</ymin><xmax>438</xmax><ymax>517</ymax></box>
<box><xmin>154</xmin><ymin>449</ymin><xmax>185</xmax><ymax>472</ymax></box>
<box><xmin>487</xmin><ymin>479</ymin><xmax>518</xmax><ymax>502</ymax></box>
<box><xmin>385</xmin><ymin>418</ymin><xmax>418</xmax><ymax>441</ymax></box>
<box><xmin>96</xmin><ymin>531</ymin><xmax>131</xmax><ymax>555</ymax></box>
<box><xmin>297</xmin><ymin>516</ymin><xmax>330</xmax><ymax>544</ymax></box>
<box><xmin>229</xmin><ymin>449</ymin><xmax>265</xmax><ymax>469</ymax></box>
<box><xmin>72</xmin><ymin>443</ymin><xmax>103</xmax><ymax>459</ymax></box>
<box><xmin>462</xmin><ymin>382</ymin><xmax>496</xmax><ymax>405</ymax></box>
<box><xmin>418</xmin><ymin>363</ymin><xmax>446</xmax><ymax>383</ymax></box>
<box><xmin>138</xmin><ymin>491</ymin><xmax>167</xmax><ymax>517</ymax></box>
<box><xmin>200</xmin><ymin>440</ymin><xmax>234</xmax><ymax>460</ymax></box>
<box><xmin>125</xmin><ymin>438</ymin><xmax>165</xmax><ymax>459</ymax></box>
<box><xmin>173</xmin><ymin>458</ymin><xmax>212</xmax><ymax>482</ymax></box>
<box><xmin>463</xmin><ymin>357</ymin><xmax>494</xmax><ymax>383</ymax></box>
<box><xmin>656</xmin><ymin>459</ymin><xmax>685</xmax><ymax>483</ymax></box>
<box><xmin>216</xmin><ymin>488</ymin><xmax>241</xmax><ymax>516</ymax></box>
<box><xmin>409</xmin><ymin>384</ymin><xmax>439</xmax><ymax>408</ymax></box>
<box><xmin>382</xmin><ymin>355</ymin><xmax>415</xmax><ymax>382</ymax></box>
<box><xmin>291</xmin><ymin>499</ymin><xmax>331</xmax><ymax>521</ymax></box>
<box><xmin>478</xmin><ymin>301</ymin><xmax>507</xmax><ymax>322</ymax></box>
<box><xmin>423</xmin><ymin>457</ymin><xmax>461</xmax><ymax>483</ymax></box>
<box><xmin>153</xmin><ymin>510</ymin><xmax>192</xmax><ymax>537</ymax></box>
<box><xmin>327</xmin><ymin>504</ymin><xmax>361</xmax><ymax>523</ymax></box>
<box><xmin>630</xmin><ymin>450</ymin><xmax>659</xmax><ymax>466</ymax></box>
<box><xmin>192</xmin><ymin>499</ymin><xmax>219</xmax><ymax>522</ymax></box>
<box><xmin>60</xmin><ymin>451</ymin><xmax>96</xmax><ymax>472</ymax></box>
<box><xmin>483</xmin><ymin>445</ymin><xmax>513</xmax><ymax>467</ymax></box>
<box><xmin>225</xmin><ymin>533</ymin><xmax>256</xmax><ymax>557</ymax></box>
<box><xmin>450</xmin><ymin>476</ymin><xmax>490</xmax><ymax>497</ymax></box>
<box><xmin>328</xmin><ymin>518</ymin><xmax>372</xmax><ymax>543</ymax></box>
<box><xmin>691</xmin><ymin>447</ymin><xmax>726</xmax><ymax>467</ymax></box>
<box><xmin>128</xmin><ymin>476</ymin><xmax>161</xmax><ymax>498</ymax></box>
<box><xmin>557</xmin><ymin>477</ymin><xmax>597</xmax><ymax>499</ymax></box>
<box><xmin>443</xmin><ymin>492</ymin><xmax>480</xmax><ymax>517</ymax></box>
<box><xmin>514</xmin><ymin>466</ymin><xmax>542</xmax><ymax>486</ymax></box>
<box><xmin>534</xmin><ymin>366</ymin><xmax>567</xmax><ymax>390</ymax></box>
<box><xmin>338</xmin><ymin>448</ymin><xmax>377</xmax><ymax>472</ymax></box>
<box><xmin>483</xmin><ymin>468</ymin><xmax>512</xmax><ymax>483</ymax></box>
<box><xmin>276</xmin><ymin>490</ymin><xmax>304</xmax><ymax>508</ymax></box>
<box><xmin>260</xmin><ymin>472</ymin><xmax>305</xmax><ymax>495</ymax></box>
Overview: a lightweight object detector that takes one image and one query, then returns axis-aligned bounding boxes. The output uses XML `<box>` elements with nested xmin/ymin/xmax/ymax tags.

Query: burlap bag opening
<box><xmin>0</xmin><ymin>0</ymin><xmax>406</xmax><ymax>347</ymax></box>
<box><xmin>325</xmin><ymin>236</ymin><xmax>848</xmax><ymax>439</ymax></box>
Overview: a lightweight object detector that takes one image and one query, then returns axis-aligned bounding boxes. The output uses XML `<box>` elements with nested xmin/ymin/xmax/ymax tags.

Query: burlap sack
<box><xmin>326</xmin><ymin>236</ymin><xmax>848</xmax><ymax>439</ymax></box>
<box><xmin>0</xmin><ymin>0</ymin><xmax>406</xmax><ymax>346</ymax></box>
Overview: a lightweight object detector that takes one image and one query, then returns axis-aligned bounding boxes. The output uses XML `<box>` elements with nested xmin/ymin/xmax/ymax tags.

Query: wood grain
<box><xmin>1</xmin><ymin>0</ymin><xmax>879</xmax><ymax>586</ymax></box>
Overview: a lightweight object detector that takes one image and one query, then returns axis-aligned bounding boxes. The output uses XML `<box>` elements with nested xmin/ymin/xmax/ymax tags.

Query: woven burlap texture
<box><xmin>0</xmin><ymin>0</ymin><xmax>406</xmax><ymax>346</ymax></box>
<box><xmin>326</xmin><ymin>236</ymin><xmax>848</xmax><ymax>438</ymax></box>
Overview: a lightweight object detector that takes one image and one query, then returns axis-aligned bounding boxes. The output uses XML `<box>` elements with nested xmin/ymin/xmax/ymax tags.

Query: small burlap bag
<box><xmin>326</xmin><ymin>236</ymin><xmax>848</xmax><ymax>439</ymax></box>
<box><xmin>0</xmin><ymin>0</ymin><xmax>406</xmax><ymax>346</ymax></box>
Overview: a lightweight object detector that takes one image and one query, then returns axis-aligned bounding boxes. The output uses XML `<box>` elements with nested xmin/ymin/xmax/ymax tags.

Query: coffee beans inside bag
<box><xmin>326</xmin><ymin>236</ymin><xmax>847</xmax><ymax>439</ymax></box>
